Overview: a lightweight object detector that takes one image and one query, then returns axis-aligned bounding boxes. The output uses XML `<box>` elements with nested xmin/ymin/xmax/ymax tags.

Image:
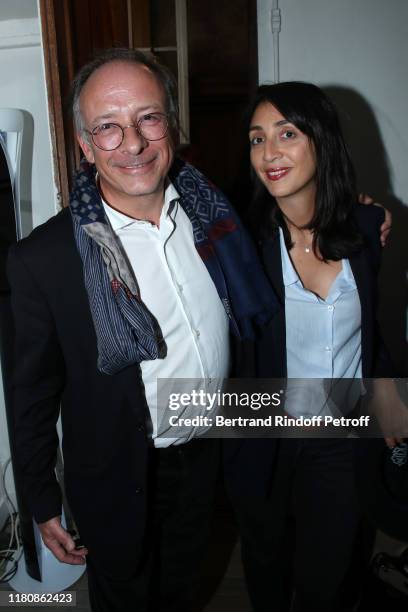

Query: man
<box><xmin>7</xmin><ymin>48</ymin><xmax>277</xmax><ymax>611</ymax></box>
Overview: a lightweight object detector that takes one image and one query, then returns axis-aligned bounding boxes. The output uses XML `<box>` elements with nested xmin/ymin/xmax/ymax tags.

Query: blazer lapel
<box><xmin>349</xmin><ymin>248</ymin><xmax>374</xmax><ymax>377</ymax></box>
<box><xmin>260</xmin><ymin>232</ymin><xmax>285</xmax><ymax>304</ymax></box>
<box><xmin>258</xmin><ymin>231</ymin><xmax>287</xmax><ymax>377</ymax></box>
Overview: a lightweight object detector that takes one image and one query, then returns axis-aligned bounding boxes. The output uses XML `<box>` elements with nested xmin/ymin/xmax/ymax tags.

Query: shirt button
<box><xmin>325</xmin><ymin>346</ymin><xmax>332</xmax><ymax>352</ymax></box>
<box><xmin>178</xmin><ymin>283</ymin><xmax>183</xmax><ymax>293</ymax></box>
<box><xmin>327</xmin><ymin>305</ymin><xmax>334</xmax><ymax>311</ymax></box>
<box><xmin>194</xmin><ymin>329</ymin><xmax>200</xmax><ymax>338</ymax></box>
<box><xmin>135</xmin><ymin>487</ymin><xmax>143</xmax><ymax>494</ymax></box>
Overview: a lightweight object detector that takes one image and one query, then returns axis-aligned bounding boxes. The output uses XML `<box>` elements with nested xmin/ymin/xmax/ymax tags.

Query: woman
<box><xmin>229</xmin><ymin>82</ymin><xmax>395</xmax><ymax>612</ymax></box>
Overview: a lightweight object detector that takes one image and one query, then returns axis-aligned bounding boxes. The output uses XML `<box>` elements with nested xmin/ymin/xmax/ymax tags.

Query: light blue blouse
<box><xmin>279</xmin><ymin>228</ymin><xmax>363</xmax><ymax>417</ymax></box>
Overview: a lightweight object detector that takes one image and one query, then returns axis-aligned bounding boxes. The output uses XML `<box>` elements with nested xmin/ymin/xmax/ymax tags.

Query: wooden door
<box><xmin>39</xmin><ymin>0</ymin><xmax>257</xmax><ymax>213</ymax></box>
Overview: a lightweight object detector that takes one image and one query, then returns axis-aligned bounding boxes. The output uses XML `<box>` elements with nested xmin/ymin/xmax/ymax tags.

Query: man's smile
<box><xmin>112</xmin><ymin>156</ymin><xmax>157</xmax><ymax>174</ymax></box>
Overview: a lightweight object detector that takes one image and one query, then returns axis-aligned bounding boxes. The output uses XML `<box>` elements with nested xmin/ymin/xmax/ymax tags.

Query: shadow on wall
<box><xmin>20</xmin><ymin>109</ymin><xmax>34</xmax><ymax>238</ymax></box>
<box><xmin>325</xmin><ymin>86</ymin><xmax>408</xmax><ymax>375</ymax></box>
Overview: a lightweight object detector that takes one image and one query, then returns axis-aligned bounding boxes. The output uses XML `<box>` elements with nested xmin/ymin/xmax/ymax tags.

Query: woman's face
<box><xmin>249</xmin><ymin>102</ymin><xmax>317</xmax><ymax>204</ymax></box>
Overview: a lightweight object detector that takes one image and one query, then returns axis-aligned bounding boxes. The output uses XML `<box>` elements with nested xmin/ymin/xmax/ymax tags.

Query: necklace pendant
<box><xmin>305</xmin><ymin>247</ymin><xmax>310</xmax><ymax>253</ymax></box>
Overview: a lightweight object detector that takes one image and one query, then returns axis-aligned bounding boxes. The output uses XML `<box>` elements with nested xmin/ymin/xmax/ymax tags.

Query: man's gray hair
<box><xmin>71</xmin><ymin>47</ymin><xmax>179</xmax><ymax>139</ymax></box>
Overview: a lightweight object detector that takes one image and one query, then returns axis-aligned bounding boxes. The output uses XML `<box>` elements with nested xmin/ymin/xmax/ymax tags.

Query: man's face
<box><xmin>77</xmin><ymin>61</ymin><xmax>174</xmax><ymax>212</ymax></box>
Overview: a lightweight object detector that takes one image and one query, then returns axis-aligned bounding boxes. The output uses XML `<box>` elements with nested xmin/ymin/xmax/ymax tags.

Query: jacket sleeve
<box><xmin>356</xmin><ymin>204</ymin><xmax>395</xmax><ymax>377</ymax></box>
<box><xmin>7</xmin><ymin>244</ymin><xmax>65</xmax><ymax>523</ymax></box>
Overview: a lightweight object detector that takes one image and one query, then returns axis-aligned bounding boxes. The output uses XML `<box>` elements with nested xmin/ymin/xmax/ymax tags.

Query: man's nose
<box><xmin>120</xmin><ymin>125</ymin><xmax>147</xmax><ymax>154</ymax></box>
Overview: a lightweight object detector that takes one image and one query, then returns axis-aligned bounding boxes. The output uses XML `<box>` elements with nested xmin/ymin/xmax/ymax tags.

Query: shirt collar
<box><xmin>334</xmin><ymin>258</ymin><xmax>357</xmax><ymax>293</ymax></box>
<box><xmin>279</xmin><ymin>228</ymin><xmax>357</xmax><ymax>297</ymax></box>
<box><xmin>278</xmin><ymin>227</ymin><xmax>299</xmax><ymax>287</ymax></box>
<box><xmin>102</xmin><ymin>181</ymin><xmax>180</xmax><ymax>231</ymax></box>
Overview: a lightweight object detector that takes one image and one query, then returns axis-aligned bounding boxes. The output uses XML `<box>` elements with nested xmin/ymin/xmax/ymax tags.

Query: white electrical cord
<box><xmin>271</xmin><ymin>0</ymin><xmax>282</xmax><ymax>83</ymax></box>
<box><xmin>0</xmin><ymin>458</ymin><xmax>22</xmax><ymax>582</ymax></box>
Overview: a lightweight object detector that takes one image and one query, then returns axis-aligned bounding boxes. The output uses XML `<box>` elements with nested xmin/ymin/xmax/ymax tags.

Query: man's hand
<box><xmin>359</xmin><ymin>193</ymin><xmax>392</xmax><ymax>247</ymax></box>
<box><xmin>38</xmin><ymin>516</ymin><xmax>88</xmax><ymax>565</ymax></box>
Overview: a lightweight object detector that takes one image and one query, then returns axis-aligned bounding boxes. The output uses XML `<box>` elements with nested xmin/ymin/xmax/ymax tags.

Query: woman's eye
<box><xmin>281</xmin><ymin>130</ymin><xmax>296</xmax><ymax>139</ymax></box>
<box><xmin>250</xmin><ymin>136</ymin><xmax>264</xmax><ymax>146</ymax></box>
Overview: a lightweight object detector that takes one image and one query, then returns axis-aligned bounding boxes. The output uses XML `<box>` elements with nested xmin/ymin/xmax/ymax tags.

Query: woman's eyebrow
<box><xmin>249</xmin><ymin>119</ymin><xmax>291</xmax><ymax>131</ymax></box>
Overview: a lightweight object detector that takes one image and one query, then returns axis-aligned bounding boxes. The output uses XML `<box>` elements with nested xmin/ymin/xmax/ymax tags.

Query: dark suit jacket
<box><xmin>8</xmin><ymin>208</ymin><xmax>151</xmax><ymax>578</ymax></box>
<box><xmin>224</xmin><ymin>205</ymin><xmax>393</xmax><ymax>499</ymax></box>
<box><xmin>256</xmin><ymin>204</ymin><xmax>392</xmax><ymax>378</ymax></box>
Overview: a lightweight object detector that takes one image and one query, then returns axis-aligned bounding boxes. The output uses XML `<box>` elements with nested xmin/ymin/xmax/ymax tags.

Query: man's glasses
<box><xmin>85</xmin><ymin>112</ymin><xmax>169</xmax><ymax>151</ymax></box>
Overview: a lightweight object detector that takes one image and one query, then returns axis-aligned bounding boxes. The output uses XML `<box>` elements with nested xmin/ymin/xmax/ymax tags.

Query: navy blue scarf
<box><xmin>69</xmin><ymin>158</ymin><xmax>279</xmax><ymax>374</ymax></box>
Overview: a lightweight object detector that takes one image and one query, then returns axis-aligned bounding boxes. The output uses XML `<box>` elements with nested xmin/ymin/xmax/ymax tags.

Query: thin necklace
<box><xmin>294</xmin><ymin>239</ymin><xmax>313</xmax><ymax>253</ymax></box>
<box><xmin>284</xmin><ymin>215</ymin><xmax>314</xmax><ymax>254</ymax></box>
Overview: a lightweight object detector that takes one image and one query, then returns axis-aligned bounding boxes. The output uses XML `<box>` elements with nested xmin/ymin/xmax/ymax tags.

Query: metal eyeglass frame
<box><xmin>85</xmin><ymin>112</ymin><xmax>169</xmax><ymax>151</ymax></box>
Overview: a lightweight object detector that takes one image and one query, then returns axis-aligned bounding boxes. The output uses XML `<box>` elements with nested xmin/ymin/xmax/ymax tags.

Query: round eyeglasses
<box><xmin>85</xmin><ymin>112</ymin><xmax>169</xmax><ymax>151</ymax></box>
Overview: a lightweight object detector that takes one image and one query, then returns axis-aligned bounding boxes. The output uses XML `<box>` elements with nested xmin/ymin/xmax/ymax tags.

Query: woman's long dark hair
<box><xmin>248</xmin><ymin>82</ymin><xmax>363</xmax><ymax>260</ymax></box>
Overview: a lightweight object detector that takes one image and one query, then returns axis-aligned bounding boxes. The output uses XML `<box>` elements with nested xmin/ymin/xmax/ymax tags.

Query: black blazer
<box><xmin>257</xmin><ymin>204</ymin><xmax>392</xmax><ymax>379</ymax></box>
<box><xmin>8</xmin><ymin>208</ymin><xmax>151</xmax><ymax>578</ymax></box>
<box><xmin>224</xmin><ymin>205</ymin><xmax>393</xmax><ymax>499</ymax></box>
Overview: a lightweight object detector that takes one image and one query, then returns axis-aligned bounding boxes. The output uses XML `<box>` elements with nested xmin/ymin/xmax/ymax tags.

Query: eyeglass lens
<box><xmin>92</xmin><ymin>113</ymin><xmax>168</xmax><ymax>150</ymax></box>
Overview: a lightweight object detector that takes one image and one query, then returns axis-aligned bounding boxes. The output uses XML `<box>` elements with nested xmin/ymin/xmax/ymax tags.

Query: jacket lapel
<box><xmin>260</xmin><ymin>232</ymin><xmax>285</xmax><ymax>304</ymax></box>
<box><xmin>349</xmin><ymin>247</ymin><xmax>373</xmax><ymax>377</ymax></box>
<box><xmin>258</xmin><ymin>232</ymin><xmax>287</xmax><ymax>377</ymax></box>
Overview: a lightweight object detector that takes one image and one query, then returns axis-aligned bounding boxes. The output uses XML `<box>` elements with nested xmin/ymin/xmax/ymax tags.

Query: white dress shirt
<box><xmin>103</xmin><ymin>183</ymin><xmax>230</xmax><ymax>446</ymax></box>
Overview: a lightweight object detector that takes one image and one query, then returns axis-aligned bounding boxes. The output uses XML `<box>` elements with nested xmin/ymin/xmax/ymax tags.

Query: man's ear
<box><xmin>77</xmin><ymin>133</ymin><xmax>95</xmax><ymax>164</ymax></box>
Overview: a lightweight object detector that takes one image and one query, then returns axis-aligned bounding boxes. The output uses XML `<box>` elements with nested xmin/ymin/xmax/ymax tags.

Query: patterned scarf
<box><xmin>69</xmin><ymin>158</ymin><xmax>278</xmax><ymax>374</ymax></box>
